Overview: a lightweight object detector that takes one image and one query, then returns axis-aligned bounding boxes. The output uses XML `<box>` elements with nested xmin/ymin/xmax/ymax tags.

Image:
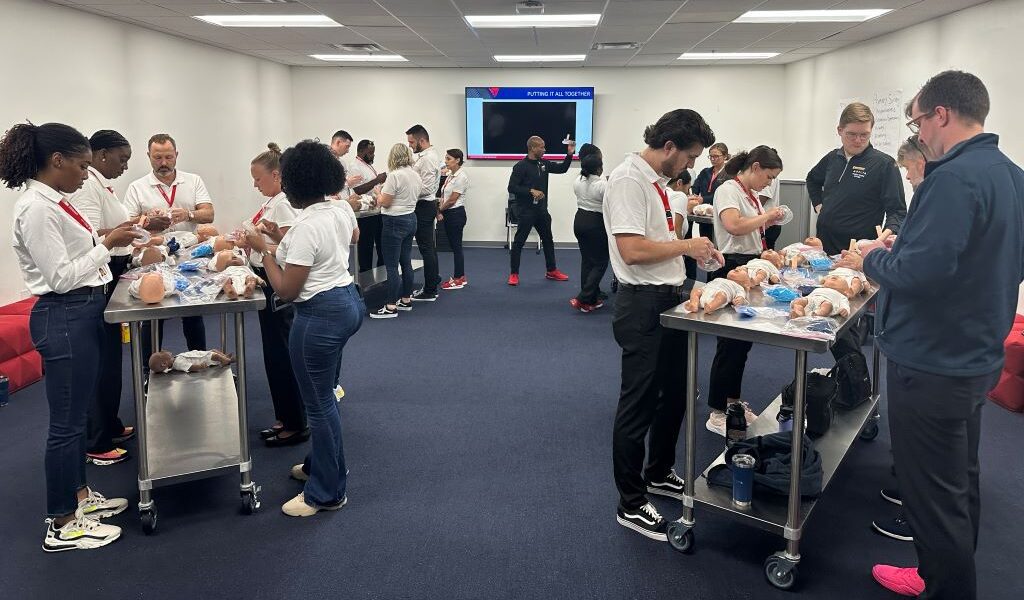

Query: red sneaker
<box><xmin>441</xmin><ymin>277</ymin><xmax>465</xmax><ymax>290</ymax></box>
<box><xmin>507</xmin><ymin>273</ymin><xmax>519</xmax><ymax>286</ymax></box>
<box><xmin>569</xmin><ymin>298</ymin><xmax>596</xmax><ymax>313</ymax></box>
<box><xmin>546</xmin><ymin>269</ymin><xmax>570</xmax><ymax>281</ymax></box>
<box><xmin>871</xmin><ymin>565</ymin><xmax>925</xmax><ymax>597</ymax></box>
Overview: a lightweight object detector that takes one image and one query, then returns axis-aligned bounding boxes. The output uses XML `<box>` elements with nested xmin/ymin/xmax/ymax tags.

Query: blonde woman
<box><xmin>370</xmin><ymin>143</ymin><xmax>421</xmax><ymax>319</ymax></box>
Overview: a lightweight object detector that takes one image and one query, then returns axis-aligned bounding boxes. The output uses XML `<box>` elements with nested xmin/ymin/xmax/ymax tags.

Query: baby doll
<box><xmin>726</xmin><ymin>267</ymin><xmax>753</xmax><ymax>290</ymax></box>
<box><xmin>196</xmin><ymin>224</ymin><xmax>220</xmax><ymax>242</ymax></box>
<box><xmin>129</xmin><ymin>271</ymin><xmax>175</xmax><ymax>304</ymax></box>
<box><xmin>790</xmin><ymin>287</ymin><xmax>850</xmax><ymax>318</ymax></box>
<box><xmin>131</xmin><ymin>244</ymin><xmax>170</xmax><ymax>268</ymax></box>
<box><xmin>691</xmin><ymin>203</ymin><xmax>715</xmax><ymax>217</ymax></box>
<box><xmin>148</xmin><ymin>349</ymin><xmax>234</xmax><ymax>373</ymax></box>
<box><xmin>208</xmin><ymin>249</ymin><xmax>245</xmax><ymax>272</ymax></box>
<box><xmin>760</xmin><ymin>249</ymin><xmax>784</xmax><ymax>269</ymax></box>
<box><xmin>823</xmin><ymin>267</ymin><xmax>866</xmax><ymax>298</ymax></box>
<box><xmin>684</xmin><ymin>278</ymin><xmax>747</xmax><ymax>313</ymax></box>
<box><xmin>220</xmin><ymin>266</ymin><xmax>263</xmax><ymax>300</ymax></box>
<box><xmin>781</xmin><ymin>237</ymin><xmax>827</xmax><ymax>268</ymax></box>
<box><xmin>212</xmin><ymin>236</ymin><xmax>236</xmax><ymax>252</ymax></box>
<box><xmin>742</xmin><ymin>258</ymin><xmax>781</xmax><ymax>285</ymax></box>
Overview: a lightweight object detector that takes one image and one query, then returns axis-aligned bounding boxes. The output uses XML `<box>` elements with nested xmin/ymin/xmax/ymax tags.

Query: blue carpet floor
<box><xmin>0</xmin><ymin>247</ymin><xmax>1021</xmax><ymax>599</ymax></box>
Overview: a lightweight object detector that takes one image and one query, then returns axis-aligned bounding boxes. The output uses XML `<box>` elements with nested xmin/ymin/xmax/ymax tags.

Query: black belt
<box><xmin>41</xmin><ymin>284</ymin><xmax>107</xmax><ymax>298</ymax></box>
<box><xmin>618</xmin><ymin>282</ymin><xmax>687</xmax><ymax>295</ymax></box>
<box><xmin>724</xmin><ymin>253</ymin><xmax>760</xmax><ymax>261</ymax></box>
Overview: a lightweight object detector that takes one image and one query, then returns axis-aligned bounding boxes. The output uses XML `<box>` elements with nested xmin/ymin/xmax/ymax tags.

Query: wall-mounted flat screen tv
<box><xmin>465</xmin><ymin>87</ymin><xmax>594</xmax><ymax>160</ymax></box>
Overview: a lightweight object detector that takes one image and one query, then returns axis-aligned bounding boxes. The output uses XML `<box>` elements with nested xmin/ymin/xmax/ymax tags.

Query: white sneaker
<box><xmin>281</xmin><ymin>492</ymin><xmax>346</xmax><ymax>517</ymax></box>
<box><xmin>79</xmin><ymin>488</ymin><xmax>128</xmax><ymax>520</ymax></box>
<box><xmin>43</xmin><ymin>509</ymin><xmax>121</xmax><ymax>552</ymax></box>
<box><xmin>334</xmin><ymin>385</ymin><xmax>345</xmax><ymax>402</ymax></box>
<box><xmin>706</xmin><ymin>410</ymin><xmax>727</xmax><ymax>436</ymax></box>
<box><xmin>290</xmin><ymin>464</ymin><xmax>309</xmax><ymax>482</ymax></box>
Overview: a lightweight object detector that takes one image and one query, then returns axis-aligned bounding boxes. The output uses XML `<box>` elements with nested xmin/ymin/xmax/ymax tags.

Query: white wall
<box><xmin>0</xmin><ymin>0</ymin><xmax>292</xmax><ymax>305</ymax></box>
<box><xmin>290</xmin><ymin>66</ymin><xmax>787</xmax><ymax>245</ymax></box>
<box><xmin>784</xmin><ymin>0</ymin><xmax>1024</xmax><ymax>178</ymax></box>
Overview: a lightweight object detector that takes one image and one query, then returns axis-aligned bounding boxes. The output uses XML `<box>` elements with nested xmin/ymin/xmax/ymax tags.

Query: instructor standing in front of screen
<box><xmin>506</xmin><ymin>135</ymin><xmax>575</xmax><ymax>285</ymax></box>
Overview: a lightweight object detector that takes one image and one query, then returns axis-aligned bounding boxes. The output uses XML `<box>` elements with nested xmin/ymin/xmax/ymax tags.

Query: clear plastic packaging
<box><xmin>734</xmin><ymin>305</ymin><xmax>790</xmax><ymax>319</ymax></box>
<box><xmin>130</xmin><ymin>225</ymin><xmax>151</xmax><ymax>245</ymax></box>
<box><xmin>774</xmin><ymin>204</ymin><xmax>793</xmax><ymax>226</ymax></box>
<box><xmin>699</xmin><ymin>255</ymin><xmax>723</xmax><ymax>272</ymax></box>
<box><xmin>782</xmin><ymin>316</ymin><xmax>840</xmax><ymax>341</ymax></box>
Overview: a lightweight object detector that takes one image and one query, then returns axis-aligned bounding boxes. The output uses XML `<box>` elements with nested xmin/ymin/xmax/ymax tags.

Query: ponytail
<box><xmin>0</xmin><ymin>122</ymin><xmax>90</xmax><ymax>189</ymax></box>
<box><xmin>722</xmin><ymin>145</ymin><xmax>783</xmax><ymax>178</ymax></box>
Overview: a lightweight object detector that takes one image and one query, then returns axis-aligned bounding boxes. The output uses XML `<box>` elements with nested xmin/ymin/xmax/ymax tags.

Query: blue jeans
<box><xmin>289</xmin><ymin>285</ymin><xmax>364</xmax><ymax>507</ymax></box>
<box><xmin>381</xmin><ymin>213</ymin><xmax>416</xmax><ymax>305</ymax></box>
<box><xmin>30</xmin><ymin>293</ymin><xmax>106</xmax><ymax>517</ymax></box>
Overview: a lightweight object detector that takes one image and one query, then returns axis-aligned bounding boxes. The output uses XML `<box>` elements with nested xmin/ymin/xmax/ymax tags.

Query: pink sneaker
<box><xmin>872</xmin><ymin>565</ymin><xmax>925</xmax><ymax>597</ymax></box>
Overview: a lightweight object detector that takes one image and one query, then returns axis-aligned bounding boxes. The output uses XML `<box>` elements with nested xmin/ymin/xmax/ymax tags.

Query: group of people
<box><xmin>1</xmin><ymin>67</ymin><xmax>1020</xmax><ymax>600</ymax></box>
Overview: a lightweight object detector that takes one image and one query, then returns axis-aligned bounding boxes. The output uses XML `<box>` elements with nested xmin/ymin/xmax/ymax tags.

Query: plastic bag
<box><xmin>763</xmin><ymin>284</ymin><xmax>802</xmax><ymax>303</ymax></box>
<box><xmin>775</xmin><ymin>205</ymin><xmax>793</xmax><ymax>226</ymax></box>
<box><xmin>178</xmin><ymin>260</ymin><xmax>204</xmax><ymax>272</ymax></box>
<box><xmin>130</xmin><ymin>225</ymin><xmax>151</xmax><ymax>245</ymax></box>
<box><xmin>735</xmin><ymin>305</ymin><xmax>790</xmax><ymax>320</ymax></box>
<box><xmin>178</xmin><ymin>274</ymin><xmax>227</xmax><ymax>304</ymax></box>
<box><xmin>699</xmin><ymin>255</ymin><xmax>723</xmax><ymax>272</ymax></box>
<box><xmin>782</xmin><ymin>316</ymin><xmax>840</xmax><ymax>341</ymax></box>
<box><xmin>190</xmin><ymin>243</ymin><xmax>213</xmax><ymax>258</ymax></box>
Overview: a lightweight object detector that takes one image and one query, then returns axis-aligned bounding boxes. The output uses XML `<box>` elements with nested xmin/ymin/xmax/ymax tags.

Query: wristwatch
<box><xmin>188</xmin><ymin>210</ymin><xmax>195</xmax><ymax>221</ymax></box>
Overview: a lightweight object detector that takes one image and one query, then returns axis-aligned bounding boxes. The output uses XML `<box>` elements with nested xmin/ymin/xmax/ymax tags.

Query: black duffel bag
<box><xmin>707</xmin><ymin>432</ymin><xmax>823</xmax><ymax>498</ymax></box>
<box><xmin>782</xmin><ymin>371</ymin><xmax>836</xmax><ymax>437</ymax></box>
<box><xmin>832</xmin><ymin>351</ymin><xmax>872</xmax><ymax>410</ymax></box>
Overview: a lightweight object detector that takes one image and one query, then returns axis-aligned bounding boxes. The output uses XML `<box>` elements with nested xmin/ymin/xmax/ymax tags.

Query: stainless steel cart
<box><xmin>103</xmin><ymin>281</ymin><xmax>266</xmax><ymax>534</ymax></box>
<box><xmin>660</xmin><ymin>283</ymin><xmax>881</xmax><ymax>590</ymax></box>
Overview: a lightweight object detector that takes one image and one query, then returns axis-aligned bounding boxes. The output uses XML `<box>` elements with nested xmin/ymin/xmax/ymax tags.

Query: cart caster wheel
<box><xmin>667</xmin><ymin>523</ymin><xmax>695</xmax><ymax>554</ymax></box>
<box><xmin>241</xmin><ymin>490</ymin><xmax>260</xmax><ymax>515</ymax></box>
<box><xmin>764</xmin><ymin>556</ymin><xmax>798</xmax><ymax>591</ymax></box>
<box><xmin>859</xmin><ymin>420</ymin><xmax>880</xmax><ymax>441</ymax></box>
<box><xmin>140</xmin><ymin>509</ymin><xmax>157</xmax><ymax>535</ymax></box>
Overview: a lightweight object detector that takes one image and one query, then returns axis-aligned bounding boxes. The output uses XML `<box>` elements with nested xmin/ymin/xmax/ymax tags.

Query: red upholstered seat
<box><xmin>0</xmin><ymin>297</ymin><xmax>43</xmax><ymax>393</ymax></box>
<box><xmin>988</xmin><ymin>314</ymin><xmax>1024</xmax><ymax>412</ymax></box>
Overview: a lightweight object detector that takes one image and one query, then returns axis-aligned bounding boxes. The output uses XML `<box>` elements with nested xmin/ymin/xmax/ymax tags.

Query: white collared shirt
<box><xmin>441</xmin><ymin>168</ymin><xmax>469</xmax><ymax>210</ymax></box>
<box><xmin>12</xmin><ymin>179</ymin><xmax>113</xmax><ymax>295</ymax></box>
<box><xmin>248</xmin><ymin>192</ymin><xmax>298</xmax><ymax>267</ymax></box>
<box><xmin>573</xmin><ymin>174</ymin><xmax>606</xmax><ymax>213</ymax></box>
<box><xmin>348</xmin><ymin>156</ymin><xmax>382</xmax><ymax>216</ymax></box>
<box><xmin>276</xmin><ymin>201</ymin><xmax>357</xmax><ymax>302</ymax></box>
<box><xmin>123</xmin><ymin>169</ymin><xmax>213</xmax><ymax>233</ymax></box>
<box><xmin>412</xmin><ymin>146</ymin><xmax>443</xmax><ymax>201</ymax></box>
<box><xmin>714</xmin><ymin>179</ymin><xmax>765</xmax><ymax>255</ymax></box>
<box><xmin>68</xmin><ymin>166</ymin><xmax>131</xmax><ymax>257</ymax></box>
<box><xmin>759</xmin><ymin>177</ymin><xmax>780</xmax><ymax>209</ymax></box>
<box><xmin>604</xmin><ymin>153</ymin><xmax>686</xmax><ymax>286</ymax></box>
<box><xmin>379</xmin><ymin>166</ymin><xmax>420</xmax><ymax>216</ymax></box>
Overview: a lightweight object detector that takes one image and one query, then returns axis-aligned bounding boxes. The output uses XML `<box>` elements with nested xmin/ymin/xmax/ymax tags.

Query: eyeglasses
<box><xmin>842</xmin><ymin>131</ymin><xmax>871</xmax><ymax>140</ymax></box>
<box><xmin>906</xmin><ymin>109</ymin><xmax>936</xmax><ymax>134</ymax></box>
<box><xmin>709</xmin><ymin>153</ymin><xmax>724</xmax><ymax>159</ymax></box>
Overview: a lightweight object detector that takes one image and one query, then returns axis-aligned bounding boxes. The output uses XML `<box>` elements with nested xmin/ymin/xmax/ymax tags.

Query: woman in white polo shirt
<box><xmin>439</xmin><ymin>148</ymin><xmax>469</xmax><ymax>290</ymax></box>
<box><xmin>245</xmin><ymin>140</ymin><xmax>363</xmax><ymax>517</ymax></box>
<box><xmin>706</xmin><ymin>146</ymin><xmax>785</xmax><ymax>436</ymax></box>
<box><xmin>68</xmin><ymin>129</ymin><xmax>139</xmax><ymax>466</ymax></box>
<box><xmin>243</xmin><ymin>143</ymin><xmax>308</xmax><ymax>448</ymax></box>
<box><xmin>570</xmin><ymin>145</ymin><xmax>608</xmax><ymax>312</ymax></box>
<box><xmin>369</xmin><ymin>143</ymin><xmax>421</xmax><ymax>319</ymax></box>
<box><xmin>2</xmin><ymin>122</ymin><xmax>140</xmax><ymax>550</ymax></box>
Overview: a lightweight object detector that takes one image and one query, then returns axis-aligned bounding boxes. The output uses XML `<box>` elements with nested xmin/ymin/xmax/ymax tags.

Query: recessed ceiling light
<box><xmin>466</xmin><ymin>14</ymin><xmax>601</xmax><ymax>28</ymax></box>
<box><xmin>593</xmin><ymin>42</ymin><xmax>640</xmax><ymax>50</ymax></box>
<box><xmin>678</xmin><ymin>52</ymin><xmax>779</xmax><ymax>60</ymax></box>
<box><xmin>493</xmin><ymin>54</ymin><xmax>587</xmax><ymax>62</ymax></box>
<box><xmin>194</xmin><ymin>15</ymin><xmax>342</xmax><ymax>27</ymax></box>
<box><xmin>310</xmin><ymin>54</ymin><xmax>407</xmax><ymax>62</ymax></box>
<box><xmin>733</xmin><ymin>10</ymin><xmax>892</xmax><ymax>24</ymax></box>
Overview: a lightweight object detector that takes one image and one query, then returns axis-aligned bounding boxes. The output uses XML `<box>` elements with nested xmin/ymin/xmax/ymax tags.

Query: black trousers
<box><xmin>87</xmin><ymin>255</ymin><xmax>130</xmax><ymax>453</ymax></box>
<box><xmin>511</xmin><ymin>204</ymin><xmax>556</xmax><ymax>273</ymax></box>
<box><xmin>707</xmin><ymin>254</ymin><xmax>759</xmax><ymax>411</ymax></box>
<box><xmin>254</xmin><ymin>267</ymin><xmax>305</xmax><ymax>431</ymax></box>
<box><xmin>765</xmin><ymin>224</ymin><xmax>782</xmax><ymax>250</ymax></box>
<box><xmin>356</xmin><ymin>213</ymin><xmax>384</xmax><ymax>273</ymax></box>
<box><xmin>612</xmin><ymin>286</ymin><xmax>689</xmax><ymax>511</ymax></box>
<box><xmin>441</xmin><ymin>206</ymin><xmax>467</xmax><ymax>279</ymax></box>
<box><xmin>573</xmin><ymin>209</ymin><xmax>609</xmax><ymax>304</ymax></box>
<box><xmin>682</xmin><ymin>222</ymin><xmax>697</xmax><ymax>281</ymax></box>
<box><xmin>887</xmin><ymin>359</ymin><xmax>1000</xmax><ymax>600</ymax></box>
<box><xmin>141</xmin><ymin>316</ymin><xmax>207</xmax><ymax>371</ymax></box>
<box><xmin>414</xmin><ymin>200</ymin><xmax>441</xmax><ymax>294</ymax></box>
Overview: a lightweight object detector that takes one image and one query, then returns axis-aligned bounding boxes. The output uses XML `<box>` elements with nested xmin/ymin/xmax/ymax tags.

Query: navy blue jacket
<box><xmin>864</xmin><ymin>133</ymin><xmax>1024</xmax><ymax>376</ymax></box>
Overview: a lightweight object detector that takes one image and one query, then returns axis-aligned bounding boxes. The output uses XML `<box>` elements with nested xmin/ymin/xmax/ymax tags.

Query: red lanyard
<box><xmin>251</xmin><ymin>205</ymin><xmax>267</xmax><ymax>225</ymax></box>
<box><xmin>442</xmin><ymin>171</ymin><xmax>459</xmax><ymax>197</ymax></box>
<box><xmin>733</xmin><ymin>177</ymin><xmax>767</xmax><ymax>250</ymax></box>
<box><xmin>157</xmin><ymin>184</ymin><xmax>177</xmax><ymax>208</ymax></box>
<box><xmin>89</xmin><ymin>171</ymin><xmax>114</xmax><ymax>194</ymax></box>
<box><xmin>58</xmin><ymin>199</ymin><xmax>93</xmax><ymax>233</ymax></box>
<box><xmin>653</xmin><ymin>182</ymin><xmax>674</xmax><ymax>232</ymax></box>
<box><xmin>357</xmin><ymin>157</ymin><xmax>378</xmax><ymax>177</ymax></box>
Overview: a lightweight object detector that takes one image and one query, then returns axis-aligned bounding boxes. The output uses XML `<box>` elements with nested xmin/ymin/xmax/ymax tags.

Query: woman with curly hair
<box><xmin>245</xmin><ymin>139</ymin><xmax>363</xmax><ymax>517</ymax></box>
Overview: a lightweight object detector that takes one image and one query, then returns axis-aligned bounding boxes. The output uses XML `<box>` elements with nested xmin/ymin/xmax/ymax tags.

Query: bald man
<box><xmin>506</xmin><ymin>135</ymin><xmax>575</xmax><ymax>285</ymax></box>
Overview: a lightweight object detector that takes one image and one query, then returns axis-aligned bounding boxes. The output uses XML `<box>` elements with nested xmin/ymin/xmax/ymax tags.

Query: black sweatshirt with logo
<box><xmin>805</xmin><ymin>144</ymin><xmax>907</xmax><ymax>255</ymax></box>
<box><xmin>507</xmin><ymin>154</ymin><xmax>573</xmax><ymax>212</ymax></box>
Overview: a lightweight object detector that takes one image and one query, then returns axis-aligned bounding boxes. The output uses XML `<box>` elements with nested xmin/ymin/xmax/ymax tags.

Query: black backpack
<box><xmin>706</xmin><ymin>432</ymin><xmax>823</xmax><ymax>498</ymax></box>
<box><xmin>832</xmin><ymin>351</ymin><xmax>872</xmax><ymax>410</ymax></box>
<box><xmin>782</xmin><ymin>371</ymin><xmax>836</xmax><ymax>437</ymax></box>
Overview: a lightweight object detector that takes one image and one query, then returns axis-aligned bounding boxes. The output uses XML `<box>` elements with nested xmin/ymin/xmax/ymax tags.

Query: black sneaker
<box><xmin>395</xmin><ymin>299</ymin><xmax>413</xmax><ymax>311</ymax></box>
<box><xmin>646</xmin><ymin>469</ymin><xmax>685</xmax><ymax>500</ymax></box>
<box><xmin>411</xmin><ymin>289</ymin><xmax>437</xmax><ymax>302</ymax></box>
<box><xmin>616</xmin><ymin>502</ymin><xmax>667</xmax><ymax>542</ymax></box>
<box><xmin>872</xmin><ymin>515</ymin><xmax>914</xmax><ymax>541</ymax></box>
<box><xmin>369</xmin><ymin>306</ymin><xmax>397</xmax><ymax>319</ymax></box>
<box><xmin>880</xmin><ymin>488</ymin><xmax>902</xmax><ymax>506</ymax></box>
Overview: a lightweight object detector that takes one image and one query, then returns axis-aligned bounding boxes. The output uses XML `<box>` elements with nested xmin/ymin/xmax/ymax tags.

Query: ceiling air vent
<box><xmin>516</xmin><ymin>1</ymin><xmax>545</xmax><ymax>15</ymax></box>
<box><xmin>593</xmin><ymin>42</ymin><xmax>640</xmax><ymax>50</ymax></box>
<box><xmin>328</xmin><ymin>43</ymin><xmax>385</xmax><ymax>52</ymax></box>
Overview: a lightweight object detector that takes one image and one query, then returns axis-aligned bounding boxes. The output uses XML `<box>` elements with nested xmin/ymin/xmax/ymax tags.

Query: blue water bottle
<box><xmin>0</xmin><ymin>374</ymin><xmax>9</xmax><ymax>407</ymax></box>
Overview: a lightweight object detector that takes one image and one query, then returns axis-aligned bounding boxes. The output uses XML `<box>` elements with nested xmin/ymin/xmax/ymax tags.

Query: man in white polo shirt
<box><xmin>605</xmin><ymin>109</ymin><xmax>720</xmax><ymax>542</ymax></box>
<box><xmin>124</xmin><ymin>133</ymin><xmax>215</xmax><ymax>352</ymax></box>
